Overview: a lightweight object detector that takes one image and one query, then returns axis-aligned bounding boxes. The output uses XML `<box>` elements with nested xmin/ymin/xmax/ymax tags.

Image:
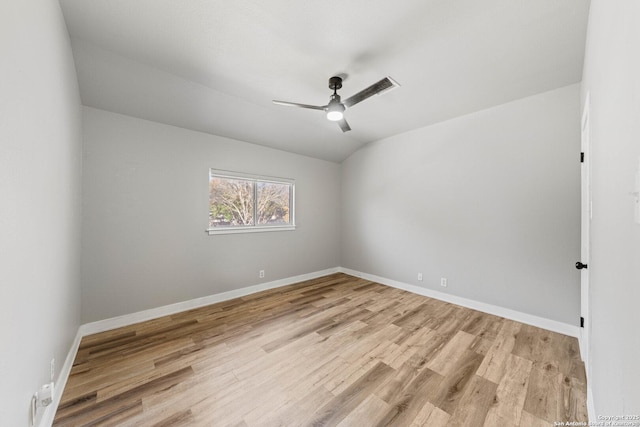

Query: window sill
<box><xmin>206</xmin><ymin>225</ymin><xmax>296</xmax><ymax>235</ymax></box>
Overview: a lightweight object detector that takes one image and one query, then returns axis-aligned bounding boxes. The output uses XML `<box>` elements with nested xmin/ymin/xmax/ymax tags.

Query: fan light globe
<box><xmin>326</xmin><ymin>101</ymin><xmax>345</xmax><ymax>121</ymax></box>
<box><xmin>327</xmin><ymin>110</ymin><xmax>344</xmax><ymax>121</ymax></box>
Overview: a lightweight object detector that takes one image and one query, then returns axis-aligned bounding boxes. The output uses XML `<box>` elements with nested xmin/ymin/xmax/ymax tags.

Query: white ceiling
<box><xmin>59</xmin><ymin>0</ymin><xmax>590</xmax><ymax>163</ymax></box>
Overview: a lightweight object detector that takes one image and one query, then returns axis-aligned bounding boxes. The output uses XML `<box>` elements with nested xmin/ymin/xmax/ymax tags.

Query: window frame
<box><xmin>207</xmin><ymin>169</ymin><xmax>296</xmax><ymax>235</ymax></box>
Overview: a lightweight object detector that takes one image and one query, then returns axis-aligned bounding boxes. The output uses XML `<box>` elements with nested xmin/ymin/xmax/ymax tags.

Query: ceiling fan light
<box><xmin>326</xmin><ymin>110</ymin><xmax>344</xmax><ymax>121</ymax></box>
<box><xmin>326</xmin><ymin>101</ymin><xmax>345</xmax><ymax>121</ymax></box>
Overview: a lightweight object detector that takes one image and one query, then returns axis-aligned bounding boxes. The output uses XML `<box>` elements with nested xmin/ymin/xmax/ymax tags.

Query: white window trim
<box><xmin>207</xmin><ymin>169</ymin><xmax>296</xmax><ymax>235</ymax></box>
<box><xmin>207</xmin><ymin>225</ymin><xmax>296</xmax><ymax>235</ymax></box>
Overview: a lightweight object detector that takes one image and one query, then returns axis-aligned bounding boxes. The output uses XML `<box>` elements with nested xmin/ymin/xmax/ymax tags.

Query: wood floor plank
<box><xmin>426</xmin><ymin>330</ymin><xmax>476</xmax><ymax>376</ymax></box>
<box><xmin>462</xmin><ymin>311</ymin><xmax>504</xmax><ymax>341</ymax></box>
<box><xmin>148</xmin><ymin>409</ymin><xmax>195</xmax><ymax>427</ymax></box>
<box><xmin>520</xmin><ymin>410</ymin><xmax>554</xmax><ymax>427</ymax></box>
<box><xmin>335</xmin><ymin>393</ymin><xmax>390</xmax><ymax>427</ymax></box>
<box><xmin>523</xmin><ymin>363</ymin><xmax>564</xmax><ymax>423</ymax></box>
<box><xmin>413</xmin><ymin>405</ymin><xmax>450</xmax><ymax>427</ymax></box>
<box><xmin>484</xmin><ymin>353</ymin><xmax>533</xmax><ymax>425</ymax></box>
<box><xmin>308</xmin><ymin>361</ymin><xmax>394</xmax><ymax>426</ymax></box>
<box><xmin>476</xmin><ymin>319</ymin><xmax>522</xmax><ymax>384</ymax></box>
<box><xmin>408</xmin><ymin>401</ymin><xmax>438</xmax><ymax>426</ymax></box>
<box><xmin>252</xmin><ymin>385</ymin><xmax>334</xmax><ymax>427</ymax></box>
<box><xmin>431</xmin><ymin>349</ymin><xmax>485</xmax><ymax>415</ymax></box>
<box><xmin>53</xmin><ymin>273</ymin><xmax>587</xmax><ymax>427</ymax></box>
<box><xmin>137</xmin><ymin>370</ymin><xmax>238</xmax><ymax>424</ymax></box>
<box><xmin>447</xmin><ymin>375</ymin><xmax>498</xmax><ymax>427</ymax></box>
<box><xmin>374</xmin><ymin>367</ymin><xmax>443</xmax><ymax>426</ymax></box>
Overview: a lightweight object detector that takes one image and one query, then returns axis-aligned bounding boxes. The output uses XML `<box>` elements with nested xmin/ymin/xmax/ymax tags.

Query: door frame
<box><xmin>580</xmin><ymin>92</ymin><xmax>591</xmax><ymax>368</ymax></box>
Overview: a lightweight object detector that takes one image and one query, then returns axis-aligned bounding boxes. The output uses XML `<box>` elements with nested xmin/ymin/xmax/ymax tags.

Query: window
<box><xmin>208</xmin><ymin>170</ymin><xmax>295</xmax><ymax>234</ymax></box>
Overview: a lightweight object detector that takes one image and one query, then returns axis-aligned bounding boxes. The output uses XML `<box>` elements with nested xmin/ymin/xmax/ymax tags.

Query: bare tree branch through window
<box><xmin>209</xmin><ymin>172</ymin><xmax>294</xmax><ymax>231</ymax></box>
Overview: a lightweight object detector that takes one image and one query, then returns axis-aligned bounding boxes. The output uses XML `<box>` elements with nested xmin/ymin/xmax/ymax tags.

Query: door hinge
<box><xmin>580</xmin><ymin>316</ymin><xmax>585</xmax><ymax>328</ymax></box>
<box><xmin>580</xmin><ymin>152</ymin><xmax>584</xmax><ymax>163</ymax></box>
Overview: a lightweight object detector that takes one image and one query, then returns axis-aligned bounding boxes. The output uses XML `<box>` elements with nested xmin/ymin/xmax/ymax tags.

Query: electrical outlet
<box><xmin>259</xmin><ymin>270</ymin><xmax>265</xmax><ymax>279</ymax></box>
<box><xmin>50</xmin><ymin>359</ymin><xmax>55</xmax><ymax>382</ymax></box>
<box><xmin>38</xmin><ymin>383</ymin><xmax>54</xmax><ymax>407</ymax></box>
<box><xmin>440</xmin><ymin>277</ymin><xmax>448</xmax><ymax>287</ymax></box>
<box><xmin>417</xmin><ymin>273</ymin><xmax>423</xmax><ymax>281</ymax></box>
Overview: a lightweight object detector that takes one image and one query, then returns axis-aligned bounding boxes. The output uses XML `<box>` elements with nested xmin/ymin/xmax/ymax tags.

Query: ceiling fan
<box><xmin>273</xmin><ymin>76</ymin><xmax>399</xmax><ymax>132</ymax></box>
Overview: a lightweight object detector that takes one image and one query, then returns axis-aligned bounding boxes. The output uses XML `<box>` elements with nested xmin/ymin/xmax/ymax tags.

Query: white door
<box><xmin>579</xmin><ymin>94</ymin><xmax>591</xmax><ymax>367</ymax></box>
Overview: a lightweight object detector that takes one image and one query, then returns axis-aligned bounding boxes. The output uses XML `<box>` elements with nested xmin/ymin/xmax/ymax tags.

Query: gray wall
<box><xmin>341</xmin><ymin>84</ymin><xmax>581</xmax><ymax>325</ymax></box>
<box><xmin>0</xmin><ymin>1</ymin><xmax>82</xmax><ymax>425</ymax></box>
<box><xmin>81</xmin><ymin>107</ymin><xmax>341</xmax><ymax>322</ymax></box>
<box><xmin>582</xmin><ymin>0</ymin><xmax>640</xmax><ymax>414</ymax></box>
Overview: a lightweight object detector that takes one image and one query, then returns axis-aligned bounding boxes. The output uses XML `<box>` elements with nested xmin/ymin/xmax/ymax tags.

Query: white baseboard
<box><xmin>80</xmin><ymin>267</ymin><xmax>340</xmax><ymax>337</ymax></box>
<box><xmin>339</xmin><ymin>267</ymin><xmax>581</xmax><ymax>338</ymax></box>
<box><xmin>578</xmin><ymin>331</ymin><xmax>585</xmax><ymax>362</ymax></box>
<box><xmin>577</xmin><ymin>334</ymin><xmax>596</xmax><ymax>422</ymax></box>
<box><xmin>587</xmin><ymin>386</ymin><xmax>596</xmax><ymax>422</ymax></box>
<box><xmin>39</xmin><ymin>329</ymin><xmax>83</xmax><ymax>427</ymax></box>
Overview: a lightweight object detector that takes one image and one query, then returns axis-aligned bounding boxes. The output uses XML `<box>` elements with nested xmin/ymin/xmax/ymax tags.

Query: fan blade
<box><xmin>272</xmin><ymin>100</ymin><xmax>326</xmax><ymax>110</ymax></box>
<box><xmin>343</xmin><ymin>77</ymin><xmax>399</xmax><ymax>108</ymax></box>
<box><xmin>337</xmin><ymin>118</ymin><xmax>351</xmax><ymax>132</ymax></box>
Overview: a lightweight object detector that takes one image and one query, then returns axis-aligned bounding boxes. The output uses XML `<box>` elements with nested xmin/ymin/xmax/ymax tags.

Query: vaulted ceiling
<box><xmin>59</xmin><ymin>0</ymin><xmax>590</xmax><ymax>162</ymax></box>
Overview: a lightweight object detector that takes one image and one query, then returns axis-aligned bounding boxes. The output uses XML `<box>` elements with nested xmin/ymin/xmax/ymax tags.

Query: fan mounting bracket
<box><xmin>328</xmin><ymin>76</ymin><xmax>343</xmax><ymax>91</ymax></box>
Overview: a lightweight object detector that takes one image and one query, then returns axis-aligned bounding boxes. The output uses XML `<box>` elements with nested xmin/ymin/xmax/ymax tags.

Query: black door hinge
<box><xmin>580</xmin><ymin>152</ymin><xmax>584</xmax><ymax>163</ymax></box>
<box><xmin>580</xmin><ymin>316</ymin><xmax>585</xmax><ymax>328</ymax></box>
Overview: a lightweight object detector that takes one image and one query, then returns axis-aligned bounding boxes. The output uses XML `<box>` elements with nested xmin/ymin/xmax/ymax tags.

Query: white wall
<box><xmin>0</xmin><ymin>1</ymin><xmax>82</xmax><ymax>426</ymax></box>
<box><xmin>81</xmin><ymin>107</ymin><xmax>341</xmax><ymax>322</ymax></box>
<box><xmin>341</xmin><ymin>84</ymin><xmax>581</xmax><ymax>325</ymax></box>
<box><xmin>581</xmin><ymin>0</ymin><xmax>640</xmax><ymax>415</ymax></box>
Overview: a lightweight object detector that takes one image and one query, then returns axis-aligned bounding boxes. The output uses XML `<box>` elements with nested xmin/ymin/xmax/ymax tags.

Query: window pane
<box><xmin>256</xmin><ymin>181</ymin><xmax>291</xmax><ymax>226</ymax></box>
<box><xmin>209</xmin><ymin>176</ymin><xmax>255</xmax><ymax>227</ymax></box>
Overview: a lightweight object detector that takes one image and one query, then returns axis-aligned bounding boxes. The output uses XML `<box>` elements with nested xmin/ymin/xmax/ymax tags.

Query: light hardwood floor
<box><xmin>54</xmin><ymin>273</ymin><xmax>587</xmax><ymax>426</ymax></box>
